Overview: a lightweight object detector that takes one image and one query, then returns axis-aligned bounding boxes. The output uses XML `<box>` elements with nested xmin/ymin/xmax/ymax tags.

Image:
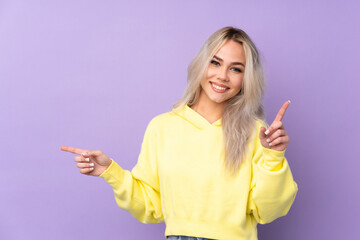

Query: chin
<box><xmin>209</xmin><ymin>96</ymin><xmax>229</xmax><ymax>104</ymax></box>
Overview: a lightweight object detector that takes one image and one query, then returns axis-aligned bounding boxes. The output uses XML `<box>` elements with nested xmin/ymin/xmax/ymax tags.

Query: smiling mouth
<box><xmin>210</xmin><ymin>81</ymin><xmax>230</xmax><ymax>92</ymax></box>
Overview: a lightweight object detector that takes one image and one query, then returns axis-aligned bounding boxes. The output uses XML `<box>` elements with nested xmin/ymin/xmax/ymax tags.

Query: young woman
<box><xmin>61</xmin><ymin>26</ymin><xmax>298</xmax><ymax>240</ymax></box>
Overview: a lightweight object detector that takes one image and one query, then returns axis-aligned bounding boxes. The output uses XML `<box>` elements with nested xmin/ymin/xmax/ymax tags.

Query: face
<box><xmin>199</xmin><ymin>39</ymin><xmax>246</xmax><ymax>106</ymax></box>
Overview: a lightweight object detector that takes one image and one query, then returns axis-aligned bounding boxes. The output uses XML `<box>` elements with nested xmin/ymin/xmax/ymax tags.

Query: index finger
<box><xmin>274</xmin><ymin>100</ymin><xmax>291</xmax><ymax>121</ymax></box>
<box><xmin>60</xmin><ymin>146</ymin><xmax>89</xmax><ymax>155</ymax></box>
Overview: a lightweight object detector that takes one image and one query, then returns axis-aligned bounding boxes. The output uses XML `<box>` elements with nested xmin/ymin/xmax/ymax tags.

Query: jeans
<box><xmin>166</xmin><ymin>236</ymin><xmax>215</xmax><ymax>240</ymax></box>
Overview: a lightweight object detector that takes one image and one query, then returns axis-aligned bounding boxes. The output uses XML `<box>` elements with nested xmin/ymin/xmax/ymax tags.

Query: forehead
<box><xmin>215</xmin><ymin>40</ymin><xmax>246</xmax><ymax>62</ymax></box>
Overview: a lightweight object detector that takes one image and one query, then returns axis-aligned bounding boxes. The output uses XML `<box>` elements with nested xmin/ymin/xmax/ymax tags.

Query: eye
<box><xmin>210</xmin><ymin>60</ymin><xmax>220</xmax><ymax>66</ymax></box>
<box><xmin>231</xmin><ymin>67</ymin><xmax>243</xmax><ymax>73</ymax></box>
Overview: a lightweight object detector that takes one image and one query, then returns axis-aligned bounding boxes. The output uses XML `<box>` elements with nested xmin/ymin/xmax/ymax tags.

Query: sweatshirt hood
<box><xmin>171</xmin><ymin>104</ymin><xmax>222</xmax><ymax>129</ymax></box>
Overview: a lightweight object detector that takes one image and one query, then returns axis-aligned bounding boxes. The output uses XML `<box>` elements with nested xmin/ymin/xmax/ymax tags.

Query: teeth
<box><xmin>211</xmin><ymin>82</ymin><xmax>227</xmax><ymax>90</ymax></box>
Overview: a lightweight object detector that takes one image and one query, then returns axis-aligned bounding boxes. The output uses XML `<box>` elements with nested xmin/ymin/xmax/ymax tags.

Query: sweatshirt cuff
<box><xmin>99</xmin><ymin>159</ymin><xmax>125</xmax><ymax>183</ymax></box>
<box><xmin>260</xmin><ymin>147</ymin><xmax>286</xmax><ymax>171</ymax></box>
<box><xmin>99</xmin><ymin>158</ymin><xmax>114</xmax><ymax>177</ymax></box>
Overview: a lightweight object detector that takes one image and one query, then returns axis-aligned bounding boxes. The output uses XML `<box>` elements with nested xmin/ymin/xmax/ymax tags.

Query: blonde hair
<box><xmin>173</xmin><ymin>26</ymin><xmax>265</xmax><ymax>175</ymax></box>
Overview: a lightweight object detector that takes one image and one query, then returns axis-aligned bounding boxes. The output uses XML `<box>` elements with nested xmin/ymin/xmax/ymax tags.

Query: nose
<box><xmin>216</xmin><ymin>66</ymin><xmax>228</xmax><ymax>81</ymax></box>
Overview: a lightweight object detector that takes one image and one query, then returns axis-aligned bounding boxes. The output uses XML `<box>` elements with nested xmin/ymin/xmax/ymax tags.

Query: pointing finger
<box><xmin>274</xmin><ymin>100</ymin><xmax>291</xmax><ymax>122</ymax></box>
<box><xmin>60</xmin><ymin>146</ymin><xmax>89</xmax><ymax>155</ymax></box>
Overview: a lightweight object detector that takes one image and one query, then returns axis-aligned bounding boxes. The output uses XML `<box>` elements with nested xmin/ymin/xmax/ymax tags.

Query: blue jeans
<box><xmin>166</xmin><ymin>236</ymin><xmax>215</xmax><ymax>240</ymax></box>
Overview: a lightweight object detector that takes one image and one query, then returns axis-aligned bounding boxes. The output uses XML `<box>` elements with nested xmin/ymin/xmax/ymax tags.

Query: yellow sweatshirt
<box><xmin>100</xmin><ymin>105</ymin><xmax>298</xmax><ymax>240</ymax></box>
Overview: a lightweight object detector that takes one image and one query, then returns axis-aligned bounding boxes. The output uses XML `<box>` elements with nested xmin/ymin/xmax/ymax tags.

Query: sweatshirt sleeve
<box><xmin>246</xmin><ymin>120</ymin><xmax>298</xmax><ymax>224</ymax></box>
<box><xmin>99</xmin><ymin>118</ymin><xmax>164</xmax><ymax>224</ymax></box>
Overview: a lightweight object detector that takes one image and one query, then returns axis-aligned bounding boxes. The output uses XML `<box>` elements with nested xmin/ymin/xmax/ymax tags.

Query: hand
<box><xmin>259</xmin><ymin>100</ymin><xmax>291</xmax><ymax>152</ymax></box>
<box><xmin>60</xmin><ymin>146</ymin><xmax>112</xmax><ymax>176</ymax></box>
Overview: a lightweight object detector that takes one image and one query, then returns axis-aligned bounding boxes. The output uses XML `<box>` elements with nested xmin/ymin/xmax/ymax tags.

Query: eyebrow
<box><xmin>213</xmin><ymin>55</ymin><xmax>245</xmax><ymax>67</ymax></box>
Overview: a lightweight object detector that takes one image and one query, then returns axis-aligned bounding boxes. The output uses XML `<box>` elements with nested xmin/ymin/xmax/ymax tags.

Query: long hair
<box><xmin>173</xmin><ymin>26</ymin><xmax>265</xmax><ymax>176</ymax></box>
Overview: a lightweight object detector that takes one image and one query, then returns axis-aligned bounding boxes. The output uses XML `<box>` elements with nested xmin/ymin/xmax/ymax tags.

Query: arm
<box><xmin>247</xmin><ymin>120</ymin><xmax>298</xmax><ymax>224</ymax></box>
<box><xmin>99</xmin><ymin>119</ymin><xmax>164</xmax><ymax>224</ymax></box>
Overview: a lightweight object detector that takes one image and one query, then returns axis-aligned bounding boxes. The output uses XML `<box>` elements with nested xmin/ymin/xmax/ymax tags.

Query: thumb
<box><xmin>259</xmin><ymin>126</ymin><xmax>267</xmax><ymax>140</ymax></box>
<box><xmin>81</xmin><ymin>150</ymin><xmax>102</xmax><ymax>158</ymax></box>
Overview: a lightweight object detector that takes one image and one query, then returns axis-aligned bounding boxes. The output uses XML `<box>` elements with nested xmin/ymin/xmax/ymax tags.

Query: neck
<box><xmin>190</xmin><ymin>92</ymin><xmax>224</xmax><ymax>124</ymax></box>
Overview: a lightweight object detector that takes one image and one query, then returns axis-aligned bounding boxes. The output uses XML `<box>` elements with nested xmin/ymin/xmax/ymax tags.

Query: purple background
<box><xmin>1</xmin><ymin>0</ymin><xmax>359</xmax><ymax>239</ymax></box>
